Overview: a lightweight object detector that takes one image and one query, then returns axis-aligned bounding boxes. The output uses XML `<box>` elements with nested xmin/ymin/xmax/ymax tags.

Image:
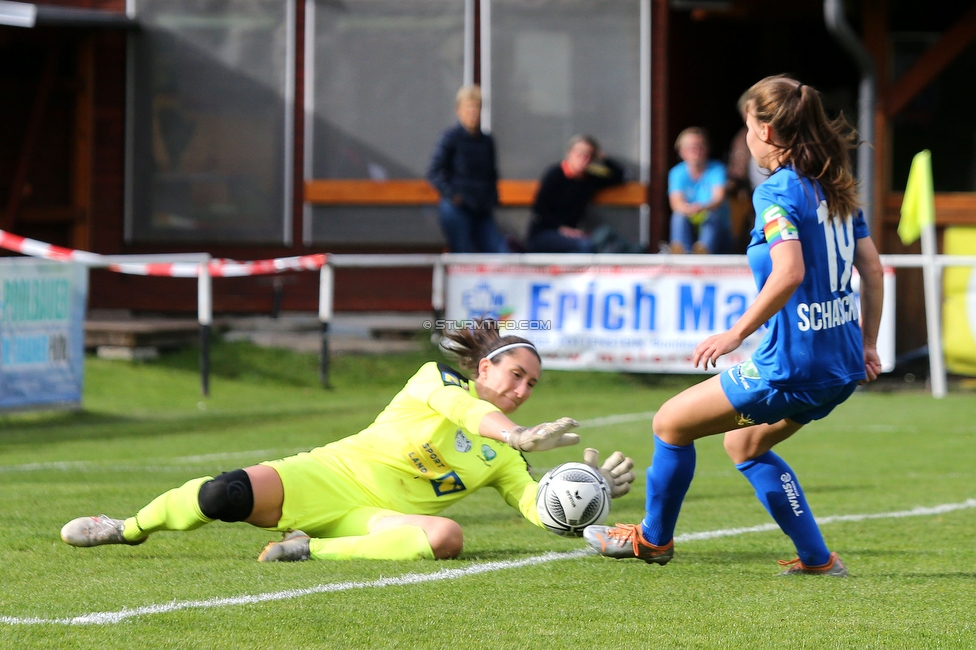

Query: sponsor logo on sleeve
<box><xmin>455</xmin><ymin>430</ymin><xmax>472</xmax><ymax>453</ymax></box>
<box><xmin>480</xmin><ymin>444</ymin><xmax>497</xmax><ymax>462</ymax></box>
<box><xmin>437</xmin><ymin>363</ymin><xmax>468</xmax><ymax>389</ymax></box>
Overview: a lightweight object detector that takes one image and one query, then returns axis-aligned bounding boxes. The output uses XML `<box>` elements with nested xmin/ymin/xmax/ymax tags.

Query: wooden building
<box><xmin>1</xmin><ymin>0</ymin><xmax>974</xmax><ymax>357</ymax></box>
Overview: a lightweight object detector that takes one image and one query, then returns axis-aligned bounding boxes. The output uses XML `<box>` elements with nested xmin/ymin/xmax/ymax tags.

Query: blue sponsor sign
<box><xmin>0</xmin><ymin>259</ymin><xmax>87</xmax><ymax>410</ymax></box>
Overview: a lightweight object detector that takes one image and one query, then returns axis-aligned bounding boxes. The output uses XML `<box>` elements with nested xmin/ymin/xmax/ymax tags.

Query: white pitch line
<box><xmin>578</xmin><ymin>411</ymin><xmax>656</xmax><ymax>428</ymax></box>
<box><xmin>676</xmin><ymin>498</ymin><xmax>976</xmax><ymax>542</ymax></box>
<box><xmin>0</xmin><ymin>448</ymin><xmax>311</xmax><ymax>474</ymax></box>
<box><xmin>4</xmin><ymin>498</ymin><xmax>975</xmax><ymax>626</ymax></box>
<box><xmin>0</xmin><ymin>550</ymin><xmax>592</xmax><ymax>626</ymax></box>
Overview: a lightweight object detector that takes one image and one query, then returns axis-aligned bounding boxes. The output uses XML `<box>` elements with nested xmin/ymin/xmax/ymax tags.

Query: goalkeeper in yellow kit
<box><xmin>60</xmin><ymin>322</ymin><xmax>634</xmax><ymax>562</ymax></box>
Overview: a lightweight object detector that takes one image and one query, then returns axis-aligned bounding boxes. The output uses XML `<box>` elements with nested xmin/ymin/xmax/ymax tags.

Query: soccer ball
<box><xmin>536</xmin><ymin>462</ymin><xmax>611</xmax><ymax>537</ymax></box>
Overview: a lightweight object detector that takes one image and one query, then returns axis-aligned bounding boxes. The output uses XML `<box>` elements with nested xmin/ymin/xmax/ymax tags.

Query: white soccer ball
<box><xmin>536</xmin><ymin>462</ymin><xmax>611</xmax><ymax>537</ymax></box>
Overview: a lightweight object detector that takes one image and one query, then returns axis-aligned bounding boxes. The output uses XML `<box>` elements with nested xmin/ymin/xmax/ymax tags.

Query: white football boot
<box><xmin>61</xmin><ymin>515</ymin><xmax>145</xmax><ymax>547</ymax></box>
<box><xmin>257</xmin><ymin>529</ymin><xmax>311</xmax><ymax>562</ymax></box>
<box><xmin>583</xmin><ymin>523</ymin><xmax>674</xmax><ymax>565</ymax></box>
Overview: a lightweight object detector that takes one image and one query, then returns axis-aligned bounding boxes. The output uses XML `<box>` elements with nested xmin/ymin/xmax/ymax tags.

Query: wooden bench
<box><xmin>304</xmin><ymin>179</ymin><xmax>648</xmax><ymax>208</ymax></box>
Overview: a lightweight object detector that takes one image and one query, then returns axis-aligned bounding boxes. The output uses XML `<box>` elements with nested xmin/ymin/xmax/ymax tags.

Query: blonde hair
<box><xmin>455</xmin><ymin>85</ymin><xmax>482</xmax><ymax>106</ymax></box>
<box><xmin>439</xmin><ymin>320</ymin><xmax>540</xmax><ymax>374</ymax></box>
<box><xmin>674</xmin><ymin>127</ymin><xmax>710</xmax><ymax>152</ymax></box>
<box><xmin>739</xmin><ymin>75</ymin><xmax>859</xmax><ymax>218</ymax></box>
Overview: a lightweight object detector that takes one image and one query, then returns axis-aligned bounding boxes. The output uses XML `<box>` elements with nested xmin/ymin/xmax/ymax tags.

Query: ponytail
<box><xmin>740</xmin><ymin>76</ymin><xmax>860</xmax><ymax>219</ymax></box>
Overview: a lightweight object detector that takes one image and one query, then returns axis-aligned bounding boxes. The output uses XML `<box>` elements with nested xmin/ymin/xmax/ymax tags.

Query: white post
<box><xmin>921</xmin><ymin>222</ymin><xmax>947</xmax><ymax>398</ymax></box>
<box><xmin>480</xmin><ymin>0</ymin><xmax>491</xmax><ymax>133</ymax></box>
<box><xmin>431</xmin><ymin>258</ymin><xmax>446</xmax><ymax>343</ymax></box>
<box><xmin>463</xmin><ymin>0</ymin><xmax>475</xmax><ymax>87</ymax></box>
<box><xmin>432</xmin><ymin>259</ymin><xmax>445</xmax><ymax>314</ymax></box>
<box><xmin>197</xmin><ymin>258</ymin><xmax>213</xmax><ymax>327</ymax></box>
<box><xmin>318</xmin><ymin>263</ymin><xmax>334</xmax><ymax>387</ymax></box>
<box><xmin>302</xmin><ymin>0</ymin><xmax>316</xmax><ymax>247</ymax></box>
<box><xmin>197</xmin><ymin>257</ymin><xmax>213</xmax><ymax>397</ymax></box>
<box><xmin>639</xmin><ymin>0</ymin><xmax>651</xmax><ymax>249</ymax></box>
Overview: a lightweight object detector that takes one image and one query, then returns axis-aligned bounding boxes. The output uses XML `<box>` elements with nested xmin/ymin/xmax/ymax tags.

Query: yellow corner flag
<box><xmin>898</xmin><ymin>149</ymin><xmax>935</xmax><ymax>246</ymax></box>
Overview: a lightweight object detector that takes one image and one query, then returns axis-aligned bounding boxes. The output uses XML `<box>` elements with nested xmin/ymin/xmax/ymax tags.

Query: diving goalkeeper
<box><xmin>61</xmin><ymin>321</ymin><xmax>634</xmax><ymax>562</ymax></box>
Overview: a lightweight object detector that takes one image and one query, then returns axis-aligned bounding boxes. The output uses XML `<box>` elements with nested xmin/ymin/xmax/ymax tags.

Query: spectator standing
<box><xmin>525</xmin><ymin>135</ymin><xmax>626</xmax><ymax>253</ymax></box>
<box><xmin>668</xmin><ymin>127</ymin><xmax>732</xmax><ymax>254</ymax></box>
<box><xmin>426</xmin><ymin>86</ymin><xmax>508</xmax><ymax>253</ymax></box>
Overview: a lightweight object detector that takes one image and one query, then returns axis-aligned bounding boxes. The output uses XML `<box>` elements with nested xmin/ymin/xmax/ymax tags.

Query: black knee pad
<box><xmin>198</xmin><ymin>469</ymin><xmax>254</xmax><ymax>522</ymax></box>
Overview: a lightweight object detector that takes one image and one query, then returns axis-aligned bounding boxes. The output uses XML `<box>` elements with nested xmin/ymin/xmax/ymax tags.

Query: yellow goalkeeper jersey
<box><xmin>311</xmin><ymin>362</ymin><xmax>542</xmax><ymax>527</ymax></box>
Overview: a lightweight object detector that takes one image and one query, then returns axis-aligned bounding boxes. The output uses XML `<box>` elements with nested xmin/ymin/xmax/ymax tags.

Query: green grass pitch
<box><xmin>1</xmin><ymin>340</ymin><xmax>974</xmax><ymax>648</ymax></box>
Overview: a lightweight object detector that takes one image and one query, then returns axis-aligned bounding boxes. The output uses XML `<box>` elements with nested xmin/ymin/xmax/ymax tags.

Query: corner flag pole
<box><xmin>900</xmin><ymin>150</ymin><xmax>946</xmax><ymax>398</ymax></box>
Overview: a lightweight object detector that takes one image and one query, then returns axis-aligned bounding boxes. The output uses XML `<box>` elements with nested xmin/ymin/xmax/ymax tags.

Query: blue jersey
<box><xmin>746</xmin><ymin>167</ymin><xmax>868</xmax><ymax>390</ymax></box>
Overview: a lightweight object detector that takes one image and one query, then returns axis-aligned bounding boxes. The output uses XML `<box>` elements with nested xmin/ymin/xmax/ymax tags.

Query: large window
<box><xmin>127</xmin><ymin>0</ymin><xmax>294</xmax><ymax>243</ymax></box>
<box><xmin>488</xmin><ymin>0</ymin><xmax>642</xmax><ymax>243</ymax></box>
<box><xmin>488</xmin><ymin>0</ymin><xmax>640</xmax><ymax>178</ymax></box>
<box><xmin>306</xmin><ymin>0</ymin><xmax>465</xmax><ymax>245</ymax></box>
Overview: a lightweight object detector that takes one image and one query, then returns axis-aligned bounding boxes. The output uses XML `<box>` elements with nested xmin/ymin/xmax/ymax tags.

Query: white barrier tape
<box><xmin>0</xmin><ymin>229</ymin><xmax>103</xmax><ymax>266</ymax></box>
<box><xmin>0</xmin><ymin>229</ymin><xmax>327</xmax><ymax>277</ymax></box>
<box><xmin>108</xmin><ymin>254</ymin><xmax>327</xmax><ymax>278</ymax></box>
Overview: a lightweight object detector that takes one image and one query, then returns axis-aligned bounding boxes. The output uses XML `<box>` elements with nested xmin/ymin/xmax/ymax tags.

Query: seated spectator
<box><xmin>426</xmin><ymin>85</ymin><xmax>508</xmax><ymax>253</ymax></box>
<box><xmin>668</xmin><ymin>127</ymin><xmax>732</xmax><ymax>254</ymax></box>
<box><xmin>525</xmin><ymin>135</ymin><xmax>627</xmax><ymax>253</ymax></box>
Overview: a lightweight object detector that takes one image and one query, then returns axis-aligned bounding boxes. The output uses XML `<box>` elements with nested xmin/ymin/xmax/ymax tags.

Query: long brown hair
<box><xmin>739</xmin><ymin>75</ymin><xmax>859</xmax><ymax>219</ymax></box>
<box><xmin>439</xmin><ymin>320</ymin><xmax>540</xmax><ymax>375</ymax></box>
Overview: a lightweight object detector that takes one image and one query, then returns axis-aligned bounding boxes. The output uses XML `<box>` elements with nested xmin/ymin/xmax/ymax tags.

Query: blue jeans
<box><xmin>526</xmin><ymin>229</ymin><xmax>596</xmax><ymax>253</ymax></box>
<box><xmin>438</xmin><ymin>199</ymin><xmax>508</xmax><ymax>253</ymax></box>
<box><xmin>670</xmin><ymin>210</ymin><xmax>730</xmax><ymax>254</ymax></box>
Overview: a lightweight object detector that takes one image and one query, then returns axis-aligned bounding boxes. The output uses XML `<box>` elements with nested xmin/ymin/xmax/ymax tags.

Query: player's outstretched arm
<box><xmin>504</xmin><ymin>417</ymin><xmax>581</xmax><ymax>452</ymax></box>
<box><xmin>478</xmin><ymin>412</ymin><xmax>580</xmax><ymax>451</ymax></box>
<box><xmin>583</xmin><ymin>447</ymin><xmax>635</xmax><ymax>498</ymax></box>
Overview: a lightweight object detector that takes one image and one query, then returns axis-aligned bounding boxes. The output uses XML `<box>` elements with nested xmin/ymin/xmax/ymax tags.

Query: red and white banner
<box><xmin>0</xmin><ymin>230</ymin><xmax>103</xmax><ymax>266</ymax></box>
<box><xmin>0</xmin><ymin>229</ymin><xmax>326</xmax><ymax>277</ymax></box>
<box><xmin>108</xmin><ymin>254</ymin><xmax>327</xmax><ymax>277</ymax></box>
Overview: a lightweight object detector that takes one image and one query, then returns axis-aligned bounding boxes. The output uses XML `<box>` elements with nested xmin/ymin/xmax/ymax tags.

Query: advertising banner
<box><xmin>943</xmin><ymin>227</ymin><xmax>976</xmax><ymax>376</ymax></box>
<box><xmin>446</xmin><ymin>263</ymin><xmax>895</xmax><ymax>374</ymax></box>
<box><xmin>0</xmin><ymin>259</ymin><xmax>87</xmax><ymax>410</ymax></box>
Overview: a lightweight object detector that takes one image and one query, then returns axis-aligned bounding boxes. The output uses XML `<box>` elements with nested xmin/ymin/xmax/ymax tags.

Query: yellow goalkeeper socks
<box><xmin>307</xmin><ymin>525</ymin><xmax>434</xmax><ymax>561</ymax></box>
<box><xmin>122</xmin><ymin>476</ymin><xmax>213</xmax><ymax>542</ymax></box>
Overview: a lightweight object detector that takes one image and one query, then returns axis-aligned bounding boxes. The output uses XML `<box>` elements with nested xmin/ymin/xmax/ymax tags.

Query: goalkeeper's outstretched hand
<box><xmin>583</xmin><ymin>447</ymin><xmax>635</xmax><ymax>498</ymax></box>
<box><xmin>503</xmin><ymin>417</ymin><xmax>580</xmax><ymax>452</ymax></box>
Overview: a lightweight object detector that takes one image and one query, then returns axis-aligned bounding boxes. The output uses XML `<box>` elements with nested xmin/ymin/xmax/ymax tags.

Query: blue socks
<box><xmin>642</xmin><ymin>436</ymin><xmax>696</xmax><ymax>546</ymax></box>
<box><xmin>736</xmin><ymin>451</ymin><xmax>830</xmax><ymax>566</ymax></box>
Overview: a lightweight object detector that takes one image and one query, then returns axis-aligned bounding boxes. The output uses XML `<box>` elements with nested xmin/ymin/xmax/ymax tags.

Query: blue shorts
<box><xmin>719</xmin><ymin>360</ymin><xmax>859</xmax><ymax>426</ymax></box>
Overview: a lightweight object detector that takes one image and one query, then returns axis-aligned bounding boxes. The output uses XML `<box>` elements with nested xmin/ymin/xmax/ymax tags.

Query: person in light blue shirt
<box><xmin>585</xmin><ymin>76</ymin><xmax>885</xmax><ymax>577</ymax></box>
<box><xmin>667</xmin><ymin>127</ymin><xmax>732</xmax><ymax>254</ymax></box>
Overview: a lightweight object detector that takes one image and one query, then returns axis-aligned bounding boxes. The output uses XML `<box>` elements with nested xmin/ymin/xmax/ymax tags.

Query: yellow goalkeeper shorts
<box><xmin>261</xmin><ymin>452</ymin><xmax>402</xmax><ymax>538</ymax></box>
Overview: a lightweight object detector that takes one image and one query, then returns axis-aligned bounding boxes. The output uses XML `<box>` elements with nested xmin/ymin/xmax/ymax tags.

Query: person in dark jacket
<box><xmin>526</xmin><ymin>135</ymin><xmax>626</xmax><ymax>253</ymax></box>
<box><xmin>426</xmin><ymin>86</ymin><xmax>508</xmax><ymax>253</ymax></box>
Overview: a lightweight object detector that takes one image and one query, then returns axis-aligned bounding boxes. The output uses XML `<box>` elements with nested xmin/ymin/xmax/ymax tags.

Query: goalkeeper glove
<box><xmin>501</xmin><ymin>417</ymin><xmax>580</xmax><ymax>452</ymax></box>
<box><xmin>583</xmin><ymin>447</ymin><xmax>635</xmax><ymax>498</ymax></box>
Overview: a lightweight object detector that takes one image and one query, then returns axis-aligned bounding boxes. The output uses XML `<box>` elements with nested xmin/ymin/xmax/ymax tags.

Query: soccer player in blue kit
<box><xmin>585</xmin><ymin>75</ymin><xmax>885</xmax><ymax>576</ymax></box>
